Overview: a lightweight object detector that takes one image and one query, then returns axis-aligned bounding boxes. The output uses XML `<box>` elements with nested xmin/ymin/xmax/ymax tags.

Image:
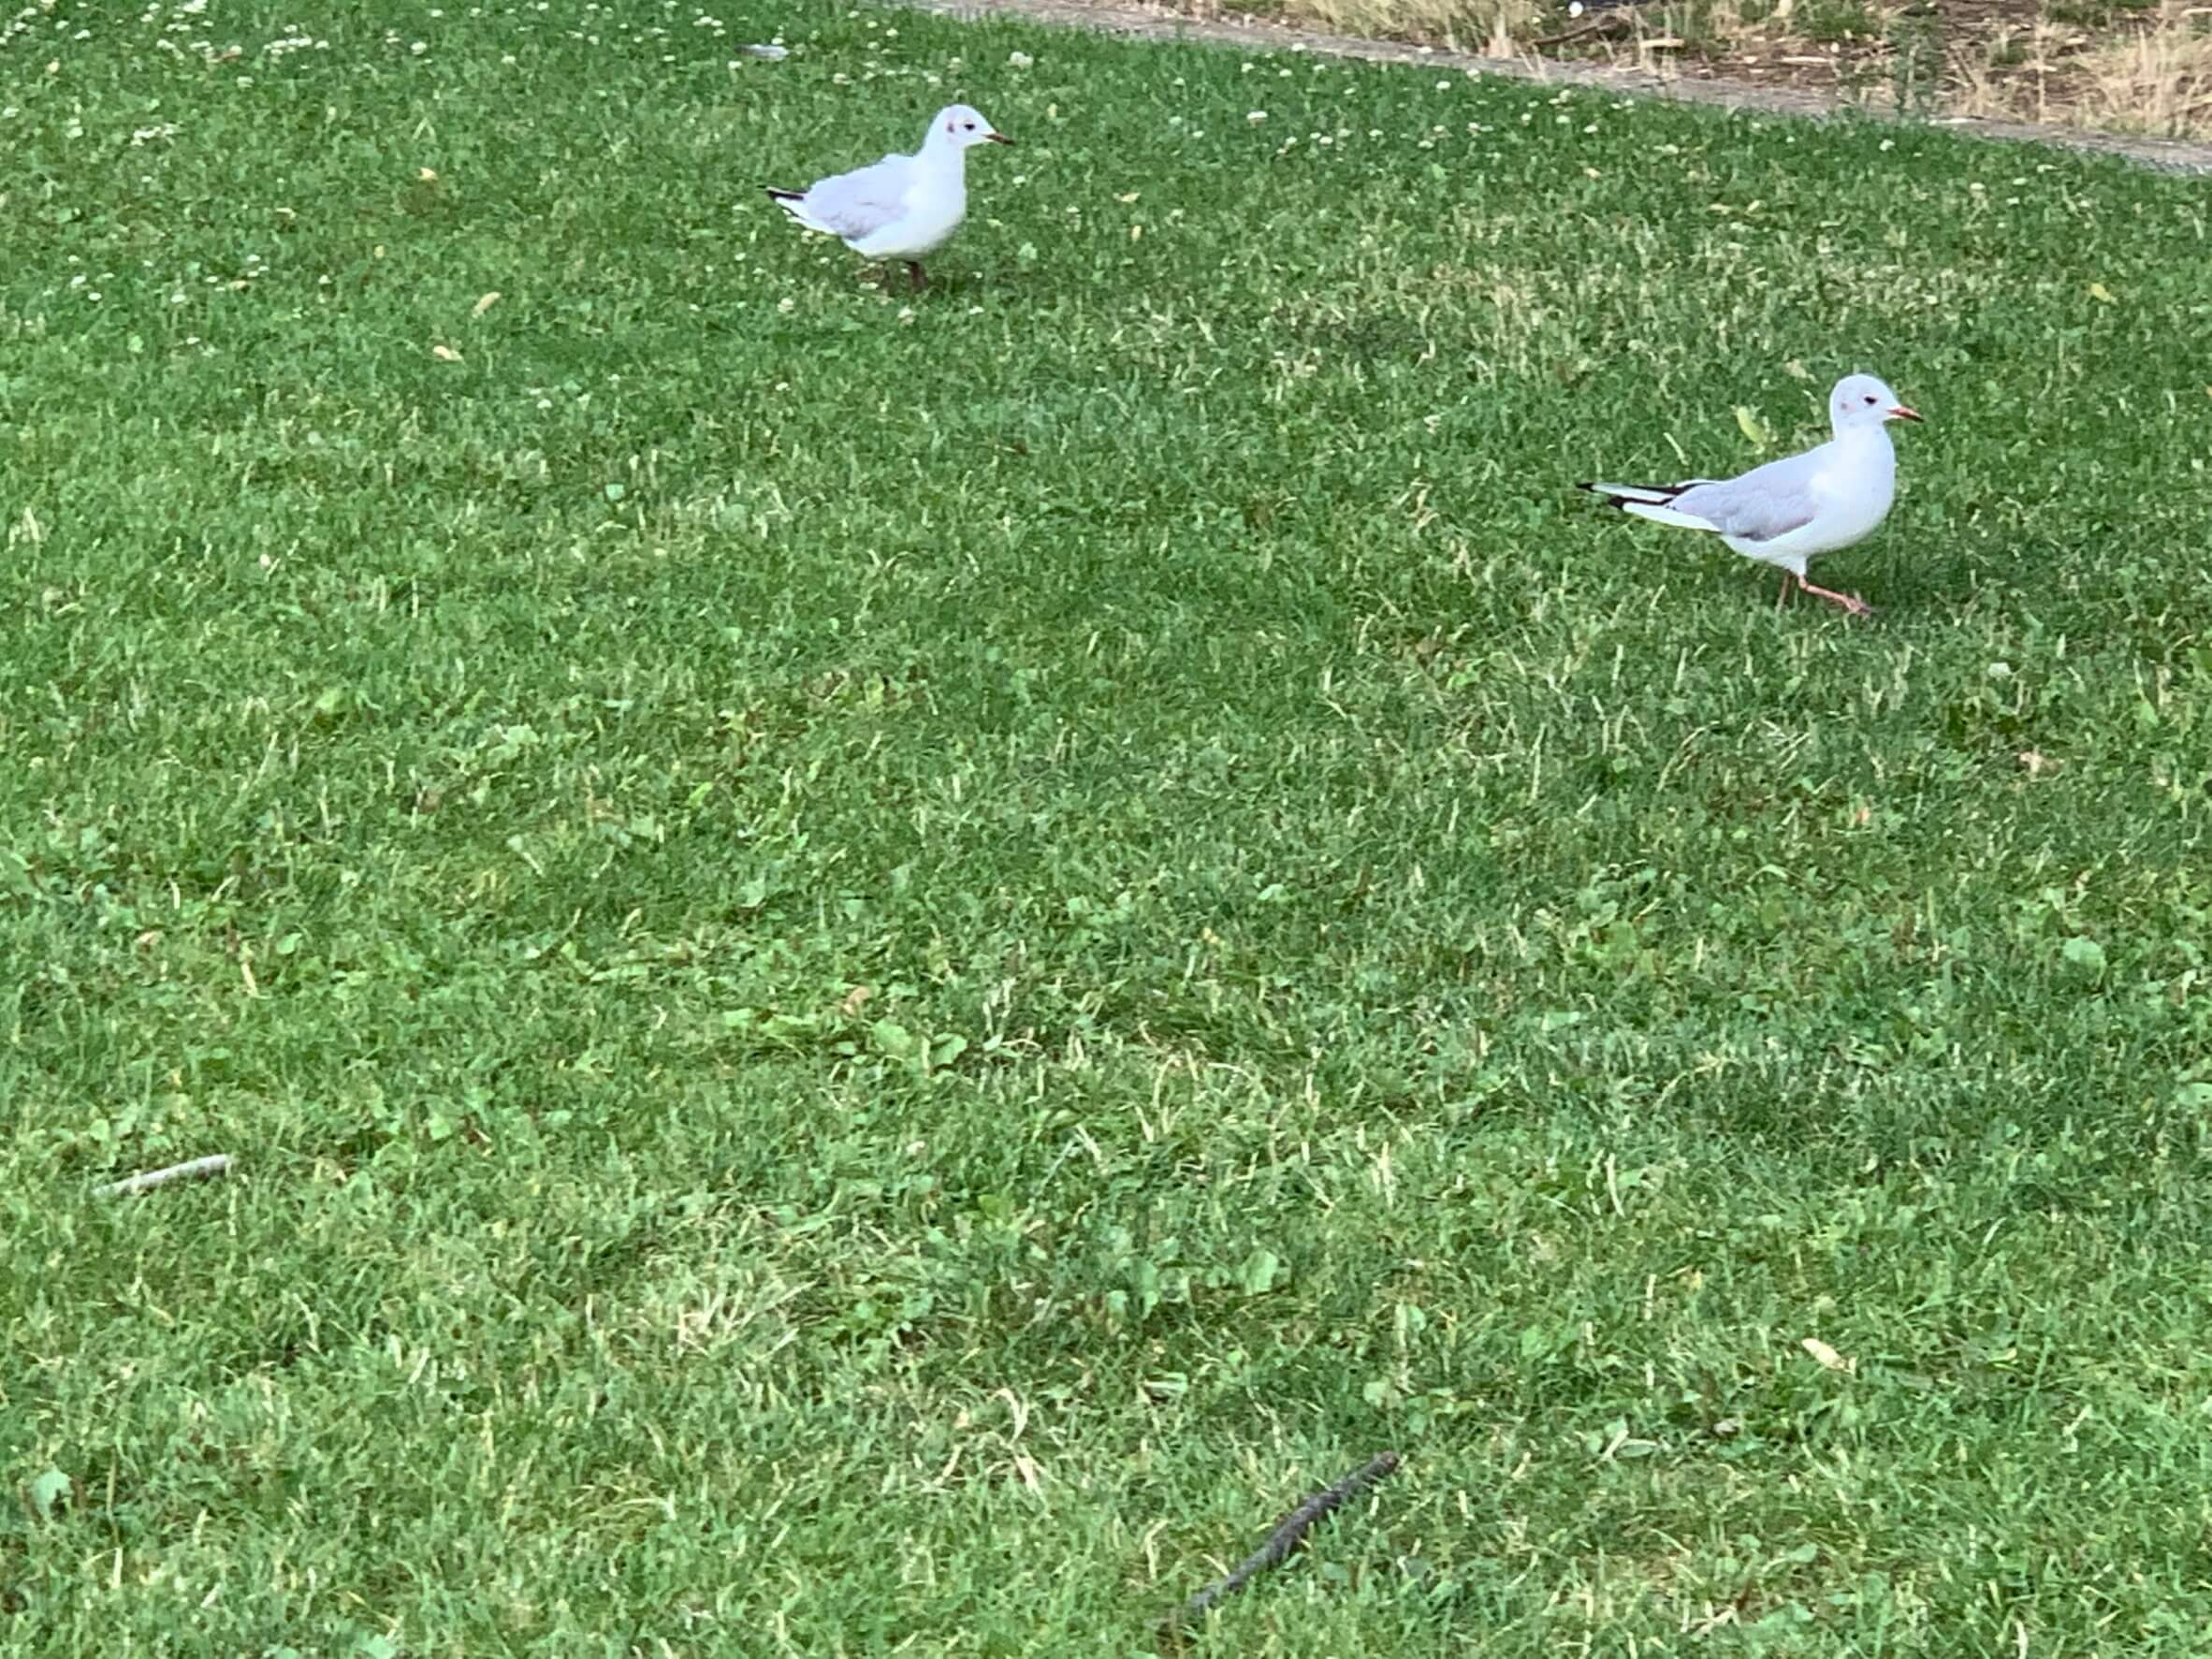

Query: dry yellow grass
<box><xmin>2077</xmin><ymin>2</ymin><xmax>2212</xmax><ymax>135</ymax></box>
<box><xmin>1949</xmin><ymin>20</ymin><xmax>2071</xmax><ymax>126</ymax></box>
<box><xmin>1950</xmin><ymin>3</ymin><xmax>2212</xmax><ymax>138</ymax></box>
<box><xmin>1171</xmin><ymin>0</ymin><xmax>2212</xmax><ymax>138</ymax></box>
<box><xmin>1195</xmin><ymin>0</ymin><xmax>1539</xmax><ymax>51</ymax></box>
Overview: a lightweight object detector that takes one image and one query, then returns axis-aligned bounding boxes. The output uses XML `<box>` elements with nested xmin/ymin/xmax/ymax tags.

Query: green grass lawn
<box><xmin>4</xmin><ymin>3</ymin><xmax>2211</xmax><ymax>1653</ymax></box>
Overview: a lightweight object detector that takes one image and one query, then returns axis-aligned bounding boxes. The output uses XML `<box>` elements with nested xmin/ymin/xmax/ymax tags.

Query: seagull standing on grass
<box><xmin>1579</xmin><ymin>374</ymin><xmax>1922</xmax><ymax>616</ymax></box>
<box><xmin>765</xmin><ymin>104</ymin><xmax>1012</xmax><ymax>292</ymax></box>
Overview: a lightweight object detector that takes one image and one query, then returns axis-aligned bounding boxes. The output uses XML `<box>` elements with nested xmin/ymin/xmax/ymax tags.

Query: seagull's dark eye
<box><xmin>1864</xmin><ymin>395</ymin><xmax>1876</xmax><ymax>404</ymax></box>
<box><xmin>965</xmin><ymin>123</ymin><xmax>976</xmax><ymax>130</ymax></box>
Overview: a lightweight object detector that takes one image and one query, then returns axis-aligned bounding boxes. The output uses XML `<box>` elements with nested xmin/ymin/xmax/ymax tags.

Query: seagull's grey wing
<box><xmin>798</xmin><ymin>153</ymin><xmax>914</xmax><ymax>240</ymax></box>
<box><xmin>1668</xmin><ymin>450</ymin><xmax>1822</xmax><ymax>544</ymax></box>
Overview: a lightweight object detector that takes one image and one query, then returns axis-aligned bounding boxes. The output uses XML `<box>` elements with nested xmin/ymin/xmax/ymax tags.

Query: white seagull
<box><xmin>1579</xmin><ymin>373</ymin><xmax>1923</xmax><ymax>616</ymax></box>
<box><xmin>765</xmin><ymin>104</ymin><xmax>1012</xmax><ymax>292</ymax></box>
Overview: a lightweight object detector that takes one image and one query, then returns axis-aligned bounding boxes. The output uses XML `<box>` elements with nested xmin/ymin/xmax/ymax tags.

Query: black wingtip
<box><xmin>1576</xmin><ymin>482</ymin><xmax>1626</xmax><ymax>511</ymax></box>
<box><xmin>764</xmin><ymin>186</ymin><xmax>802</xmax><ymax>202</ymax></box>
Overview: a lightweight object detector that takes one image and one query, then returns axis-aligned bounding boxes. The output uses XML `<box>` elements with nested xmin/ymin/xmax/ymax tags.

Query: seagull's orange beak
<box><xmin>986</xmin><ymin>132</ymin><xmax>1014</xmax><ymax>145</ymax></box>
<box><xmin>1888</xmin><ymin>404</ymin><xmax>1922</xmax><ymax>422</ymax></box>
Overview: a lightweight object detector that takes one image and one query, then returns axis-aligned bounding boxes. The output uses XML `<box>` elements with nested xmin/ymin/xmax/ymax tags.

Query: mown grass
<box><xmin>2</xmin><ymin>2</ymin><xmax>2210</xmax><ymax>1654</ymax></box>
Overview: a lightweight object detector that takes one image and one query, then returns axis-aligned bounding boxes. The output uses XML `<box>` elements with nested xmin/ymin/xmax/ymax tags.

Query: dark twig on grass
<box><xmin>94</xmin><ymin>1154</ymin><xmax>233</xmax><ymax>1198</ymax></box>
<box><xmin>1161</xmin><ymin>1451</ymin><xmax>1401</xmax><ymax>1638</ymax></box>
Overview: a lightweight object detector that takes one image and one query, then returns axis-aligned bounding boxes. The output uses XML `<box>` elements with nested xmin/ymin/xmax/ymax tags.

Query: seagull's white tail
<box><xmin>1620</xmin><ymin>501</ymin><xmax>1721</xmax><ymax>532</ymax></box>
<box><xmin>1579</xmin><ymin>480</ymin><xmax>1720</xmax><ymax>534</ymax></box>
<box><xmin>764</xmin><ymin>187</ymin><xmax>831</xmax><ymax>235</ymax></box>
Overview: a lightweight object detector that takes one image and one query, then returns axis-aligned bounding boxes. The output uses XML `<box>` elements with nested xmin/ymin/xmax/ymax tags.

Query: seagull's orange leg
<box><xmin>1797</xmin><ymin>572</ymin><xmax>1873</xmax><ymax>617</ymax></box>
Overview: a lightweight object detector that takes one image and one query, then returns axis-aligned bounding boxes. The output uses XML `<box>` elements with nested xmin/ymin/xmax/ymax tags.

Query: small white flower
<box><xmin>1008</xmin><ymin>51</ymin><xmax>1031</xmax><ymax>67</ymax></box>
<box><xmin>1247</xmin><ymin>109</ymin><xmax>1266</xmax><ymax>123</ymax></box>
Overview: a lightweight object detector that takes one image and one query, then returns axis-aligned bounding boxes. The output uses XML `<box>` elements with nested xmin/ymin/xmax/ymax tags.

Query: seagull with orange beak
<box><xmin>1580</xmin><ymin>373</ymin><xmax>1923</xmax><ymax>617</ymax></box>
<box><xmin>766</xmin><ymin>104</ymin><xmax>1013</xmax><ymax>292</ymax></box>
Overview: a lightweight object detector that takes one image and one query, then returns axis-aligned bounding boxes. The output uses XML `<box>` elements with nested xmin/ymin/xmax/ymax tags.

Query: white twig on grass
<box><xmin>94</xmin><ymin>1154</ymin><xmax>234</xmax><ymax>1198</ymax></box>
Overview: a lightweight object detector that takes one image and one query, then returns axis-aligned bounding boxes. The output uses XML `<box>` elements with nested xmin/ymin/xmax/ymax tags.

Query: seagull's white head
<box><xmin>1831</xmin><ymin>373</ymin><xmax>1921</xmax><ymax>431</ymax></box>
<box><xmin>930</xmin><ymin>105</ymin><xmax>1013</xmax><ymax>151</ymax></box>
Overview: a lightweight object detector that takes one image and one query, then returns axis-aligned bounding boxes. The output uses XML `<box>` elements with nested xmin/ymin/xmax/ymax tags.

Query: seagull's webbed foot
<box><xmin>906</xmin><ymin>261</ymin><xmax>926</xmax><ymax>293</ymax></box>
